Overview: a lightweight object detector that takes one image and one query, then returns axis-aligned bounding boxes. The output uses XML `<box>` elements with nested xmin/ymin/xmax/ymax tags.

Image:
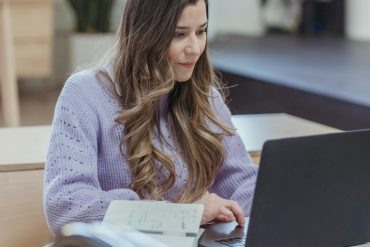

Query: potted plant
<box><xmin>67</xmin><ymin>0</ymin><xmax>116</xmax><ymax>71</ymax></box>
<box><xmin>68</xmin><ymin>0</ymin><xmax>115</xmax><ymax>33</ymax></box>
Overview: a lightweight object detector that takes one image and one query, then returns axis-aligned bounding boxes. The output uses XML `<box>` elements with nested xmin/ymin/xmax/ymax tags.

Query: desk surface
<box><xmin>0</xmin><ymin>114</ymin><xmax>339</xmax><ymax>172</ymax></box>
<box><xmin>0</xmin><ymin>125</ymin><xmax>51</xmax><ymax>171</ymax></box>
<box><xmin>210</xmin><ymin>35</ymin><xmax>370</xmax><ymax>108</ymax></box>
<box><xmin>209</xmin><ymin>35</ymin><xmax>370</xmax><ymax>130</ymax></box>
<box><xmin>232</xmin><ymin>113</ymin><xmax>340</xmax><ymax>157</ymax></box>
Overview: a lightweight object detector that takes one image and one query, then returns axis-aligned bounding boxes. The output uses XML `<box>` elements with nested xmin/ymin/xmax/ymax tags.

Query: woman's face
<box><xmin>168</xmin><ymin>0</ymin><xmax>208</xmax><ymax>82</ymax></box>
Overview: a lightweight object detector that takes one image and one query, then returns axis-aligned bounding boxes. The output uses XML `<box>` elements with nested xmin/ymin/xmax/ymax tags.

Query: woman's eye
<box><xmin>174</xmin><ymin>29</ymin><xmax>207</xmax><ymax>38</ymax></box>
<box><xmin>197</xmin><ymin>29</ymin><xmax>207</xmax><ymax>35</ymax></box>
<box><xmin>174</xmin><ymin>32</ymin><xmax>186</xmax><ymax>38</ymax></box>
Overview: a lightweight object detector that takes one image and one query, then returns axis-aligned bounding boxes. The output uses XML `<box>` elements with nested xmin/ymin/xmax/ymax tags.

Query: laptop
<box><xmin>199</xmin><ymin>129</ymin><xmax>370</xmax><ymax>247</ymax></box>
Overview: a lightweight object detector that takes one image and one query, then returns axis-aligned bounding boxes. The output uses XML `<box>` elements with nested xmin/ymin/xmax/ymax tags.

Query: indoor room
<box><xmin>1</xmin><ymin>0</ymin><xmax>369</xmax><ymax>246</ymax></box>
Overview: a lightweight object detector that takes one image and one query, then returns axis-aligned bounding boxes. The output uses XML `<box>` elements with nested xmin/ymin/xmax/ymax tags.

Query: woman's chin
<box><xmin>175</xmin><ymin>75</ymin><xmax>192</xmax><ymax>82</ymax></box>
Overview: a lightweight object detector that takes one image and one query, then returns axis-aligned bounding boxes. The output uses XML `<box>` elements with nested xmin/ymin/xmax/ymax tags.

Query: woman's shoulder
<box><xmin>63</xmin><ymin>69</ymin><xmax>100</xmax><ymax>92</ymax></box>
<box><xmin>209</xmin><ymin>87</ymin><xmax>227</xmax><ymax>110</ymax></box>
<box><xmin>208</xmin><ymin>86</ymin><xmax>233</xmax><ymax>126</ymax></box>
<box><xmin>57</xmin><ymin>69</ymin><xmax>118</xmax><ymax>114</ymax></box>
<box><xmin>60</xmin><ymin>69</ymin><xmax>114</xmax><ymax>102</ymax></box>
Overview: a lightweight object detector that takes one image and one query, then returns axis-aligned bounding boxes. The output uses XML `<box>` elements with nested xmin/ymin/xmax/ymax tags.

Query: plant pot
<box><xmin>69</xmin><ymin>32</ymin><xmax>115</xmax><ymax>72</ymax></box>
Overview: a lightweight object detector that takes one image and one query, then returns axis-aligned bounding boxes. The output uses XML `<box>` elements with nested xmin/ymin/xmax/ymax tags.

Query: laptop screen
<box><xmin>246</xmin><ymin>129</ymin><xmax>370</xmax><ymax>247</ymax></box>
<box><xmin>199</xmin><ymin>129</ymin><xmax>370</xmax><ymax>247</ymax></box>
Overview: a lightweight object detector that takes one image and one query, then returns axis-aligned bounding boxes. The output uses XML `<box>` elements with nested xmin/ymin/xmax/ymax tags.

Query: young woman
<box><xmin>44</xmin><ymin>0</ymin><xmax>258</xmax><ymax>234</ymax></box>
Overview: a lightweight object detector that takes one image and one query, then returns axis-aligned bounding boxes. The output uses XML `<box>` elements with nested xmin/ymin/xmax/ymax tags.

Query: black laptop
<box><xmin>199</xmin><ymin>129</ymin><xmax>370</xmax><ymax>247</ymax></box>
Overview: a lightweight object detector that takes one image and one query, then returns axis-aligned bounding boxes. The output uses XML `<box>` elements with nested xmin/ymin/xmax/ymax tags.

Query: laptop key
<box><xmin>216</xmin><ymin>236</ymin><xmax>246</xmax><ymax>247</ymax></box>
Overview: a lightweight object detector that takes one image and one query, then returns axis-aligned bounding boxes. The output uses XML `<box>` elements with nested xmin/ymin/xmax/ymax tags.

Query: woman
<box><xmin>44</xmin><ymin>0</ymin><xmax>258</xmax><ymax>234</ymax></box>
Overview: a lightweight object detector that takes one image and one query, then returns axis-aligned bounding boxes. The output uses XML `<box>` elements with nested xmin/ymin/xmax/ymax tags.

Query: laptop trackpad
<box><xmin>199</xmin><ymin>217</ymin><xmax>249</xmax><ymax>246</ymax></box>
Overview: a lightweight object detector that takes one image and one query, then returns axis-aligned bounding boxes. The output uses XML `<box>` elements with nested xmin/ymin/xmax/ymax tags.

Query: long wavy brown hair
<box><xmin>112</xmin><ymin>0</ymin><xmax>235</xmax><ymax>203</ymax></box>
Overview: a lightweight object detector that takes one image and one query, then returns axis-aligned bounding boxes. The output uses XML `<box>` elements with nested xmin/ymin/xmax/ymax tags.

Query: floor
<box><xmin>0</xmin><ymin>83</ymin><xmax>62</xmax><ymax>127</ymax></box>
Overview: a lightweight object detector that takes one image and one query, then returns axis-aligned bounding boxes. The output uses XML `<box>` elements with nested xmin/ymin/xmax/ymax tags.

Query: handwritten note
<box><xmin>103</xmin><ymin>200</ymin><xmax>204</xmax><ymax>236</ymax></box>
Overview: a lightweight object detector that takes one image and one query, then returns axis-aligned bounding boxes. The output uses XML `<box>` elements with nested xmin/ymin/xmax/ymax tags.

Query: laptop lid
<box><xmin>246</xmin><ymin>129</ymin><xmax>370</xmax><ymax>247</ymax></box>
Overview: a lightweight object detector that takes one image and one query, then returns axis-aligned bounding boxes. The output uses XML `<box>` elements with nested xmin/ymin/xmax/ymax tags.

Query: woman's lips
<box><xmin>178</xmin><ymin>62</ymin><xmax>195</xmax><ymax>68</ymax></box>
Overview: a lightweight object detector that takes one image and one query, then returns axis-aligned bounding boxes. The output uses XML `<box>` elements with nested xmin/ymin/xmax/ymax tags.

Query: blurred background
<box><xmin>1</xmin><ymin>0</ymin><xmax>370</xmax><ymax>129</ymax></box>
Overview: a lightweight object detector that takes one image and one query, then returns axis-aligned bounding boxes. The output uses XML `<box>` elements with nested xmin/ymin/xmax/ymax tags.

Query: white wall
<box><xmin>54</xmin><ymin>0</ymin><xmax>264</xmax><ymax>37</ymax></box>
<box><xmin>345</xmin><ymin>0</ymin><xmax>370</xmax><ymax>41</ymax></box>
<box><xmin>208</xmin><ymin>0</ymin><xmax>265</xmax><ymax>39</ymax></box>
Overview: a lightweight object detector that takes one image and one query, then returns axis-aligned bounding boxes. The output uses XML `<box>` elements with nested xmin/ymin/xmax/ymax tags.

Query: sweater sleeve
<box><xmin>208</xmin><ymin>88</ymin><xmax>258</xmax><ymax>215</ymax></box>
<box><xmin>43</xmin><ymin>75</ymin><xmax>139</xmax><ymax>234</ymax></box>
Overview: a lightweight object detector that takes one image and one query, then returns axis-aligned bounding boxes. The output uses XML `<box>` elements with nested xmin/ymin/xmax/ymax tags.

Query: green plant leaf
<box><xmin>67</xmin><ymin>0</ymin><xmax>115</xmax><ymax>33</ymax></box>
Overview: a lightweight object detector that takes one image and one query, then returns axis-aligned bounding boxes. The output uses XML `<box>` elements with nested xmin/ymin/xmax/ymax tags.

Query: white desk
<box><xmin>231</xmin><ymin>113</ymin><xmax>340</xmax><ymax>163</ymax></box>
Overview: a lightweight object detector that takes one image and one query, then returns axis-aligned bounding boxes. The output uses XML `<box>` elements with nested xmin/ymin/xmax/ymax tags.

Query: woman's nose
<box><xmin>185</xmin><ymin>34</ymin><xmax>201</xmax><ymax>56</ymax></box>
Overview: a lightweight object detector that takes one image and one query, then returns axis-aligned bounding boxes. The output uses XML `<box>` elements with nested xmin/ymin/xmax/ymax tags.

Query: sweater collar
<box><xmin>103</xmin><ymin>60</ymin><xmax>115</xmax><ymax>85</ymax></box>
<box><xmin>102</xmin><ymin>59</ymin><xmax>122</xmax><ymax>96</ymax></box>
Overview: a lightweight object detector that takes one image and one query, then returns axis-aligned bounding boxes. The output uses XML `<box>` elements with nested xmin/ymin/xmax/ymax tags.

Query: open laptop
<box><xmin>199</xmin><ymin>129</ymin><xmax>370</xmax><ymax>247</ymax></box>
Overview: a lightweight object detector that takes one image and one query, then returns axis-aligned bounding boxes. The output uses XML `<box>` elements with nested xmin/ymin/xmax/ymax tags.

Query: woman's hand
<box><xmin>196</xmin><ymin>193</ymin><xmax>245</xmax><ymax>226</ymax></box>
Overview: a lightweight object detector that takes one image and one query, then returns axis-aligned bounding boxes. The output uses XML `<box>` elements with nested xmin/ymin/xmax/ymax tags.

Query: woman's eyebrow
<box><xmin>176</xmin><ymin>21</ymin><xmax>208</xmax><ymax>30</ymax></box>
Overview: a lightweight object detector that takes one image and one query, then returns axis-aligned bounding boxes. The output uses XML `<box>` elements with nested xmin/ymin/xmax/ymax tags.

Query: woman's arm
<box><xmin>43</xmin><ymin>74</ymin><xmax>140</xmax><ymax>234</ymax></box>
<box><xmin>207</xmin><ymin>88</ymin><xmax>258</xmax><ymax>215</ymax></box>
<box><xmin>209</xmin><ymin>132</ymin><xmax>258</xmax><ymax>214</ymax></box>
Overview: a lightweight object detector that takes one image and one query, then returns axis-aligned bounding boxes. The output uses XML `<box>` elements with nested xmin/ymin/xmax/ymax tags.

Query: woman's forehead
<box><xmin>176</xmin><ymin>0</ymin><xmax>207</xmax><ymax>27</ymax></box>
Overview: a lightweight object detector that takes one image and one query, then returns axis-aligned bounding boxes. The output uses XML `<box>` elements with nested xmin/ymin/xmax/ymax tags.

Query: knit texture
<box><xmin>43</xmin><ymin>69</ymin><xmax>258</xmax><ymax>234</ymax></box>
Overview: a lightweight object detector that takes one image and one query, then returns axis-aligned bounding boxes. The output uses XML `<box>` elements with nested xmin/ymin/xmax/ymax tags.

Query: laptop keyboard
<box><xmin>215</xmin><ymin>236</ymin><xmax>246</xmax><ymax>247</ymax></box>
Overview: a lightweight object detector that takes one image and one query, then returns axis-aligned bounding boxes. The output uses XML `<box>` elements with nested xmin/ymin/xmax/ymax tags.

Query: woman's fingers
<box><xmin>224</xmin><ymin>200</ymin><xmax>245</xmax><ymax>226</ymax></box>
<box><xmin>214</xmin><ymin>214</ymin><xmax>227</xmax><ymax>222</ymax></box>
<box><xmin>220</xmin><ymin>207</ymin><xmax>236</xmax><ymax>221</ymax></box>
<box><xmin>196</xmin><ymin>193</ymin><xmax>245</xmax><ymax>226</ymax></box>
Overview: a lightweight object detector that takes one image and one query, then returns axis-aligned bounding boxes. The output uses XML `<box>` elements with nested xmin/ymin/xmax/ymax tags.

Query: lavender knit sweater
<box><xmin>43</xmin><ymin>69</ymin><xmax>258</xmax><ymax>233</ymax></box>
